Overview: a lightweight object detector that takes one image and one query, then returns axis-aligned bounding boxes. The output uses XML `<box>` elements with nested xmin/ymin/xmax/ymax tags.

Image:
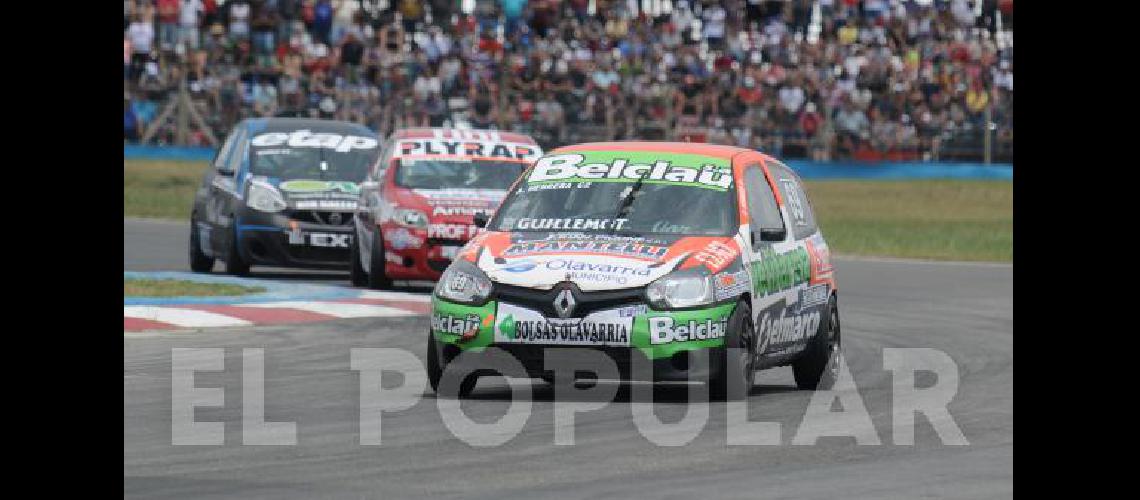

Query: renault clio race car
<box><xmin>350</xmin><ymin>128</ymin><xmax>542</xmax><ymax>288</ymax></box>
<box><xmin>189</xmin><ymin>118</ymin><xmax>380</xmax><ymax>274</ymax></box>
<box><xmin>427</xmin><ymin>142</ymin><xmax>841</xmax><ymax>400</ymax></box>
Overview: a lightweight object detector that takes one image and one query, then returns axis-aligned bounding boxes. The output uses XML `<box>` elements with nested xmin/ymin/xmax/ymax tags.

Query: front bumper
<box><xmin>236</xmin><ymin>209</ymin><xmax>353</xmax><ymax>268</ymax></box>
<box><xmin>378</xmin><ymin>223</ymin><xmax>469</xmax><ymax>281</ymax></box>
<box><xmin>429</xmin><ymin>296</ymin><xmax>737</xmax><ymax>382</ymax></box>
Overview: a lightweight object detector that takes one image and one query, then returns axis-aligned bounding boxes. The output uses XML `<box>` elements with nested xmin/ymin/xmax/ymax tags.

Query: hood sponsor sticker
<box><xmin>497</xmin><ymin>259</ymin><xmax>539</xmax><ymax>273</ymax></box>
<box><xmin>502</xmin><ymin>238</ymin><xmax>669</xmax><ymax>260</ymax></box>
<box><xmin>526</xmin><ymin>151</ymin><xmax>733</xmax><ymax>191</ymax></box>
<box><xmin>293</xmin><ymin>199</ymin><xmax>357</xmax><ymax>210</ymax></box>
<box><xmin>279</xmin><ymin>180</ymin><xmax>361</xmax><ymax>195</ymax></box>
<box><xmin>433</xmin><ymin>206</ymin><xmax>495</xmax><ymax>217</ymax></box>
<box><xmin>692</xmin><ymin>240</ymin><xmax>739</xmax><ymax>271</ymax></box>
<box><xmin>514</xmin><ymin>218</ymin><xmax>629</xmax><ymax>231</ymax></box>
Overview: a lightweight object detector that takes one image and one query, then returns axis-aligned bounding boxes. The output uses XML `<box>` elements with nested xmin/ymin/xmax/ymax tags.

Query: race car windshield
<box><xmin>491</xmin><ymin>181</ymin><xmax>737</xmax><ymax>236</ymax></box>
<box><xmin>394</xmin><ymin>159</ymin><xmax>527</xmax><ymax>190</ymax></box>
<box><xmin>250</xmin><ymin>146</ymin><xmax>376</xmax><ymax>182</ymax></box>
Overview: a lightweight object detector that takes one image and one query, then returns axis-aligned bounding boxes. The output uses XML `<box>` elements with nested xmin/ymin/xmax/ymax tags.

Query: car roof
<box><xmin>390</xmin><ymin>128</ymin><xmax>539</xmax><ymax>145</ymax></box>
<box><xmin>551</xmin><ymin>141</ymin><xmax>755</xmax><ymax>161</ymax></box>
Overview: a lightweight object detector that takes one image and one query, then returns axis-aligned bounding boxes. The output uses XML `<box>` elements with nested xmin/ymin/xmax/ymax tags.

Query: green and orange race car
<box><xmin>427</xmin><ymin>142</ymin><xmax>841</xmax><ymax>400</ymax></box>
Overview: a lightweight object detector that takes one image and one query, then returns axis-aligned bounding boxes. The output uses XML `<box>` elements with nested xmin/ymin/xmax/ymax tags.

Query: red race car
<box><xmin>350</xmin><ymin>128</ymin><xmax>543</xmax><ymax>288</ymax></box>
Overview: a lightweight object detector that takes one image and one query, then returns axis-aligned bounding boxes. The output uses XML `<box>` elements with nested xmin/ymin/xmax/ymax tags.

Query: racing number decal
<box><xmin>780</xmin><ymin>179</ymin><xmax>806</xmax><ymax>226</ymax></box>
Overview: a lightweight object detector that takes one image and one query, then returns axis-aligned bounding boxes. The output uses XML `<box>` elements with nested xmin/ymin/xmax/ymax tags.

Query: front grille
<box><xmin>494</xmin><ymin>344</ymin><xmax>638</xmax><ymax>376</ymax></box>
<box><xmin>288</xmin><ymin>210</ymin><xmax>355</xmax><ymax>226</ymax></box>
<box><xmin>493</xmin><ymin>283</ymin><xmax>645</xmax><ymax>318</ymax></box>
<box><xmin>286</xmin><ymin>244</ymin><xmax>350</xmax><ymax>263</ymax></box>
<box><xmin>427</xmin><ymin>238</ymin><xmax>467</xmax><ymax>247</ymax></box>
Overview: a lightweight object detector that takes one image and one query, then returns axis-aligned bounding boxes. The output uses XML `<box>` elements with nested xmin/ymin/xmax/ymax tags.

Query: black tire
<box><xmin>427</xmin><ymin>330</ymin><xmax>443</xmax><ymax>392</ymax></box>
<box><xmin>188</xmin><ymin>216</ymin><xmax>215</xmax><ymax>273</ymax></box>
<box><xmin>349</xmin><ymin>228</ymin><xmax>367</xmax><ymax>286</ymax></box>
<box><xmin>426</xmin><ymin>331</ymin><xmax>478</xmax><ymax>398</ymax></box>
<box><xmin>793</xmin><ymin>295</ymin><xmax>841</xmax><ymax>390</ymax></box>
<box><xmin>223</xmin><ymin>224</ymin><xmax>250</xmax><ymax>276</ymax></box>
<box><xmin>367</xmin><ymin>226</ymin><xmax>393</xmax><ymax>290</ymax></box>
<box><xmin>709</xmin><ymin>300</ymin><xmax>756</xmax><ymax>401</ymax></box>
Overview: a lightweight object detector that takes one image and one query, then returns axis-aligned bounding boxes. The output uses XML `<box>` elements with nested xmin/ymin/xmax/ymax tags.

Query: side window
<box><xmin>371</xmin><ymin>141</ymin><xmax>395</xmax><ymax>181</ymax></box>
<box><xmin>743</xmin><ymin>165</ymin><xmax>784</xmax><ymax>240</ymax></box>
<box><xmin>767</xmin><ymin>161</ymin><xmax>817</xmax><ymax>239</ymax></box>
<box><xmin>212</xmin><ymin>129</ymin><xmax>239</xmax><ymax>170</ymax></box>
<box><xmin>224</xmin><ymin>128</ymin><xmax>247</xmax><ymax>176</ymax></box>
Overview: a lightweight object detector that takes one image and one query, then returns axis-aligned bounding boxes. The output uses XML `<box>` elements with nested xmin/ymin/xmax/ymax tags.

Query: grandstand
<box><xmin>124</xmin><ymin>0</ymin><xmax>1013</xmax><ymax>162</ymax></box>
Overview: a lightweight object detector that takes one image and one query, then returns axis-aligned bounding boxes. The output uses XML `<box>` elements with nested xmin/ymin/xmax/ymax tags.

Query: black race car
<box><xmin>189</xmin><ymin>118</ymin><xmax>380</xmax><ymax>274</ymax></box>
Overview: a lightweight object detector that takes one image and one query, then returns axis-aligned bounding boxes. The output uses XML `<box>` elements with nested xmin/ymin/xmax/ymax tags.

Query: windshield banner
<box><xmin>526</xmin><ymin>151</ymin><xmax>733</xmax><ymax>191</ymax></box>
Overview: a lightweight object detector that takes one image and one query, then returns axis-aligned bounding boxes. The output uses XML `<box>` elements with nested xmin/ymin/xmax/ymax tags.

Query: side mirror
<box><xmin>760</xmin><ymin>227</ymin><xmax>787</xmax><ymax>241</ymax></box>
<box><xmin>756</xmin><ymin>227</ymin><xmax>786</xmax><ymax>242</ymax></box>
<box><xmin>472</xmin><ymin>212</ymin><xmax>489</xmax><ymax>228</ymax></box>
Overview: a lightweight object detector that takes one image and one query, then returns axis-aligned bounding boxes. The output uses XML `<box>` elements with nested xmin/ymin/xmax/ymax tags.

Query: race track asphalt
<box><xmin>124</xmin><ymin>217</ymin><xmax>1013</xmax><ymax>499</ymax></box>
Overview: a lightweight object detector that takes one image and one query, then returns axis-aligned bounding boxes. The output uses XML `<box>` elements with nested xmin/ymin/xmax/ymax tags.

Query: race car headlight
<box><xmin>247</xmin><ymin>182</ymin><xmax>287</xmax><ymax>213</ymax></box>
<box><xmin>646</xmin><ymin>270</ymin><xmax>716</xmax><ymax>309</ymax></box>
<box><xmin>393</xmin><ymin>208</ymin><xmax>429</xmax><ymax>229</ymax></box>
<box><xmin>434</xmin><ymin>259</ymin><xmax>493</xmax><ymax>305</ymax></box>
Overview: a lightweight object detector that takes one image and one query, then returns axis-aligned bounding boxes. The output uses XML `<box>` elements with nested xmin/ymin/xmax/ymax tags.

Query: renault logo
<box><xmin>553</xmin><ymin>288</ymin><xmax>576</xmax><ymax>318</ymax></box>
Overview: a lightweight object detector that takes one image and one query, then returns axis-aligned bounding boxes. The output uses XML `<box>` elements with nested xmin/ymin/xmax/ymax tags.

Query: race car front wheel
<box><xmin>426</xmin><ymin>331</ymin><xmax>477</xmax><ymax>398</ymax></box>
<box><xmin>367</xmin><ymin>226</ymin><xmax>393</xmax><ymax>290</ymax></box>
<box><xmin>188</xmin><ymin>216</ymin><xmax>215</xmax><ymax>273</ymax></box>
<box><xmin>349</xmin><ymin>230</ymin><xmax>367</xmax><ymax>286</ymax></box>
<box><xmin>793</xmin><ymin>295</ymin><xmax>841</xmax><ymax>390</ymax></box>
<box><xmin>223</xmin><ymin>224</ymin><xmax>251</xmax><ymax>276</ymax></box>
<box><xmin>709</xmin><ymin>300</ymin><xmax>756</xmax><ymax>401</ymax></box>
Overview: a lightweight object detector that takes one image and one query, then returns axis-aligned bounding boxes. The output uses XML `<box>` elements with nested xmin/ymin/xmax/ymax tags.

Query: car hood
<box><xmin>464</xmin><ymin>231</ymin><xmax>743</xmax><ymax>291</ymax></box>
<box><xmin>402</xmin><ymin>187</ymin><xmax>507</xmax><ymax>219</ymax></box>
<box><xmin>384</xmin><ymin>188</ymin><xmax>509</xmax><ymax>233</ymax></box>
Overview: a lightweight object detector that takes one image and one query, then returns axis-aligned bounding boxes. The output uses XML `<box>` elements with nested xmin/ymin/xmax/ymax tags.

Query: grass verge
<box><xmin>804</xmin><ymin>180</ymin><xmax>1011</xmax><ymax>262</ymax></box>
<box><xmin>124</xmin><ymin>159</ymin><xmax>1012</xmax><ymax>261</ymax></box>
<box><xmin>124</xmin><ymin>159</ymin><xmax>210</xmax><ymax>219</ymax></box>
<box><xmin>125</xmin><ymin>278</ymin><xmax>266</xmax><ymax>297</ymax></box>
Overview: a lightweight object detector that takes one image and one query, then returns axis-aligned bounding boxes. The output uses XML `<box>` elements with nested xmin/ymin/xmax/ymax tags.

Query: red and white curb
<box><xmin>124</xmin><ymin>291</ymin><xmax>431</xmax><ymax>332</ymax></box>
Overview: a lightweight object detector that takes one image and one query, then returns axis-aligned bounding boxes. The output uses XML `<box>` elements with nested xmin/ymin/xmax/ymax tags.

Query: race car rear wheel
<box><xmin>349</xmin><ymin>230</ymin><xmax>367</xmax><ymax>286</ymax></box>
<box><xmin>223</xmin><ymin>224</ymin><xmax>251</xmax><ymax>276</ymax></box>
<box><xmin>793</xmin><ymin>295</ymin><xmax>841</xmax><ymax>390</ymax></box>
<box><xmin>188</xmin><ymin>216</ymin><xmax>215</xmax><ymax>273</ymax></box>
<box><xmin>427</xmin><ymin>331</ymin><xmax>477</xmax><ymax>398</ymax></box>
<box><xmin>709</xmin><ymin>300</ymin><xmax>755</xmax><ymax>401</ymax></box>
<box><xmin>367</xmin><ymin>226</ymin><xmax>393</xmax><ymax>290</ymax></box>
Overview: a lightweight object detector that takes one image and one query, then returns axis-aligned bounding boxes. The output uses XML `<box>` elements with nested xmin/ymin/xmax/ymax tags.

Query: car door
<box><xmin>766</xmin><ymin>158</ymin><xmax>833</xmax><ymax>315</ymax></box>
<box><xmin>740</xmin><ymin>161</ymin><xmax>815</xmax><ymax>359</ymax></box>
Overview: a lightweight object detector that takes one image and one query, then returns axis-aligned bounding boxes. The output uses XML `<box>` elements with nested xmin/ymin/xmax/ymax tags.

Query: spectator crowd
<box><xmin>124</xmin><ymin>0</ymin><xmax>1013</xmax><ymax>161</ymax></box>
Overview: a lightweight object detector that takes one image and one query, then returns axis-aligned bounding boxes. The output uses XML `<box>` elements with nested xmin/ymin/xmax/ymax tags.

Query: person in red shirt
<box><xmin>737</xmin><ymin>76</ymin><xmax>763</xmax><ymax>106</ymax></box>
<box><xmin>800</xmin><ymin>102</ymin><xmax>823</xmax><ymax>138</ymax></box>
<box><xmin>157</xmin><ymin>0</ymin><xmax>180</xmax><ymax>52</ymax></box>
